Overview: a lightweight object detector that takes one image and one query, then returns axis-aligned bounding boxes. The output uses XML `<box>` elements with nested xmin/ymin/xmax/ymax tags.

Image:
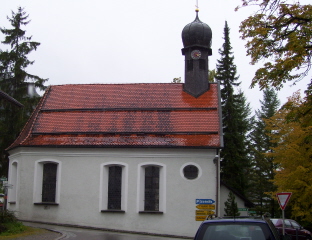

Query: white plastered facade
<box><xmin>8</xmin><ymin>147</ymin><xmax>218</xmax><ymax>238</ymax></box>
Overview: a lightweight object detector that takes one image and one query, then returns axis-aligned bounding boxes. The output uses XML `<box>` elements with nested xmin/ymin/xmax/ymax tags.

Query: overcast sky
<box><xmin>1</xmin><ymin>0</ymin><xmax>309</xmax><ymax>112</ymax></box>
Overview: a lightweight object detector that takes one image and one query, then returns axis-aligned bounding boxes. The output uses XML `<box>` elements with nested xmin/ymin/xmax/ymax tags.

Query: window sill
<box><xmin>34</xmin><ymin>202</ymin><xmax>59</xmax><ymax>206</ymax></box>
<box><xmin>139</xmin><ymin>211</ymin><xmax>163</xmax><ymax>214</ymax></box>
<box><xmin>101</xmin><ymin>210</ymin><xmax>125</xmax><ymax>213</ymax></box>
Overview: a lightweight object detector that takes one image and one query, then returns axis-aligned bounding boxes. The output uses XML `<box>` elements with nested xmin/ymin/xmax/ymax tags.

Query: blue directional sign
<box><xmin>196</xmin><ymin>199</ymin><xmax>215</xmax><ymax>204</ymax></box>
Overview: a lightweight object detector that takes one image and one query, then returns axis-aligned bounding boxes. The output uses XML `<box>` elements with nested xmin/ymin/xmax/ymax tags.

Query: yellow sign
<box><xmin>196</xmin><ymin>204</ymin><xmax>215</xmax><ymax>210</ymax></box>
<box><xmin>196</xmin><ymin>215</ymin><xmax>207</xmax><ymax>221</ymax></box>
<box><xmin>196</xmin><ymin>210</ymin><xmax>215</xmax><ymax>215</ymax></box>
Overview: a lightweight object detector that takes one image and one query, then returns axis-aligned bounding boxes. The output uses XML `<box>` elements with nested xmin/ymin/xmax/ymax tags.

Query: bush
<box><xmin>0</xmin><ymin>210</ymin><xmax>18</xmax><ymax>223</ymax></box>
<box><xmin>0</xmin><ymin>210</ymin><xmax>26</xmax><ymax>235</ymax></box>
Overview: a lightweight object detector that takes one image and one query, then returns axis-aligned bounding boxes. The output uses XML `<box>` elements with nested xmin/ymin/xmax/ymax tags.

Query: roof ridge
<box><xmin>51</xmin><ymin>83</ymin><xmax>186</xmax><ymax>87</ymax></box>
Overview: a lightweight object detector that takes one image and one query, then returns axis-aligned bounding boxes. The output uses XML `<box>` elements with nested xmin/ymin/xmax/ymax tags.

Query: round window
<box><xmin>183</xmin><ymin>165</ymin><xmax>199</xmax><ymax>180</ymax></box>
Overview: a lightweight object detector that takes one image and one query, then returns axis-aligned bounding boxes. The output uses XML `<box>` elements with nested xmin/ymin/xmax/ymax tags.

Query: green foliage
<box><xmin>0</xmin><ymin>7</ymin><xmax>47</xmax><ymax>177</ymax></box>
<box><xmin>208</xmin><ymin>69</ymin><xmax>216</xmax><ymax>82</ymax></box>
<box><xmin>0</xmin><ymin>210</ymin><xmax>18</xmax><ymax>224</ymax></box>
<box><xmin>247</xmin><ymin>88</ymin><xmax>280</xmax><ymax>217</ymax></box>
<box><xmin>265</xmin><ymin>91</ymin><xmax>312</xmax><ymax>222</ymax></box>
<box><xmin>216</xmin><ymin>21</ymin><xmax>252</xmax><ymax>195</ymax></box>
<box><xmin>238</xmin><ymin>0</ymin><xmax>312</xmax><ymax>92</ymax></box>
<box><xmin>224</xmin><ymin>191</ymin><xmax>240</xmax><ymax>217</ymax></box>
<box><xmin>0</xmin><ymin>222</ymin><xmax>26</xmax><ymax>236</ymax></box>
<box><xmin>172</xmin><ymin>77</ymin><xmax>181</xmax><ymax>83</ymax></box>
<box><xmin>0</xmin><ymin>210</ymin><xmax>26</xmax><ymax>235</ymax></box>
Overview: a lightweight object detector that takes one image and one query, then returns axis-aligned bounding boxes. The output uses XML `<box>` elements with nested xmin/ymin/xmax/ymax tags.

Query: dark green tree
<box><xmin>224</xmin><ymin>191</ymin><xmax>240</xmax><ymax>217</ymax></box>
<box><xmin>208</xmin><ymin>69</ymin><xmax>216</xmax><ymax>82</ymax></box>
<box><xmin>216</xmin><ymin>21</ymin><xmax>252</xmax><ymax>195</ymax></box>
<box><xmin>247</xmin><ymin>88</ymin><xmax>280</xmax><ymax>217</ymax></box>
<box><xmin>0</xmin><ymin>7</ymin><xmax>47</xmax><ymax>177</ymax></box>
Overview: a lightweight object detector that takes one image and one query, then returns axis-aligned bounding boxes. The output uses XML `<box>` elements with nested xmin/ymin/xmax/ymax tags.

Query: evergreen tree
<box><xmin>248</xmin><ymin>88</ymin><xmax>280</xmax><ymax>217</ymax></box>
<box><xmin>224</xmin><ymin>191</ymin><xmax>240</xmax><ymax>217</ymax></box>
<box><xmin>0</xmin><ymin>7</ymin><xmax>47</xmax><ymax>177</ymax></box>
<box><xmin>216</xmin><ymin>21</ymin><xmax>252</xmax><ymax>195</ymax></box>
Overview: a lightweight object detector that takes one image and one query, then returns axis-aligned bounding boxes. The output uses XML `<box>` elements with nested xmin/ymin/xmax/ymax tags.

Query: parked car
<box><xmin>194</xmin><ymin>216</ymin><xmax>283</xmax><ymax>240</ymax></box>
<box><xmin>0</xmin><ymin>193</ymin><xmax>4</xmax><ymax>208</ymax></box>
<box><xmin>271</xmin><ymin>218</ymin><xmax>312</xmax><ymax>240</ymax></box>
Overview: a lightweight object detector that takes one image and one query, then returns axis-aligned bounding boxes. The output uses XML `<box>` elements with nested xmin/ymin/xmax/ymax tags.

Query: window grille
<box><xmin>183</xmin><ymin>165</ymin><xmax>199</xmax><ymax>180</ymax></box>
<box><xmin>144</xmin><ymin>166</ymin><xmax>159</xmax><ymax>211</ymax></box>
<box><xmin>42</xmin><ymin>163</ymin><xmax>57</xmax><ymax>202</ymax></box>
<box><xmin>107</xmin><ymin>166</ymin><xmax>122</xmax><ymax>210</ymax></box>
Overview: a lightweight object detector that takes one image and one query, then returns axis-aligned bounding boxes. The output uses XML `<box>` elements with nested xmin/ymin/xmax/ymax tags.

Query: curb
<box><xmin>21</xmin><ymin>220</ymin><xmax>192</xmax><ymax>239</ymax></box>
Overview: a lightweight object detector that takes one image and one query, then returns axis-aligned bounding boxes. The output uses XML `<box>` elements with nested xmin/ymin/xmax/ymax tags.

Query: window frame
<box><xmin>100</xmin><ymin>162</ymin><xmax>128</xmax><ymax>213</ymax></box>
<box><xmin>137</xmin><ymin>162</ymin><xmax>166</xmax><ymax>214</ymax></box>
<box><xmin>33</xmin><ymin>160</ymin><xmax>61</xmax><ymax>205</ymax></box>
<box><xmin>180</xmin><ymin>162</ymin><xmax>202</xmax><ymax>180</ymax></box>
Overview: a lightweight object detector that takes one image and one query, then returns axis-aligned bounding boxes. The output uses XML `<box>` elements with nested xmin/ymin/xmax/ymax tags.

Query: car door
<box><xmin>290</xmin><ymin>220</ymin><xmax>306</xmax><ymax>240</ymax></box>
<box><xmin>284</xmin><ymin>220</ymin><xmax>297</xmax><ymax>240</ymax></box>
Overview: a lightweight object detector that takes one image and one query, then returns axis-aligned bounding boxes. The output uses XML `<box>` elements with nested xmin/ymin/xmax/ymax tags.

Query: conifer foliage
<box><xmin>216</xmin><ymin>21</ymin><xmax>252</xmax><ymax>195</ymax></box>
<box><xmin>0</xmin><ymin>7</ymin><xmax>47</xmax><ymax>177</ymax></box>
<box><xmin>224</xmin><ymin>191</ymin><xmax>240</xmax><ymax>217</ymax></box>
<box><xmin>248</xmin><ymin>88</ymin><xmax>280</xmax><ymax>216</ymax></box>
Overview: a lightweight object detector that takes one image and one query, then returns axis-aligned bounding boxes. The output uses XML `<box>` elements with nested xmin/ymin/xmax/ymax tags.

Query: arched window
<box><xmin>100</xmin><ymin>163</ymin><xmax>127</xmax><ymax>213</ymax></box>
<box><xmin>34</xmin><ymin>160</ymin><xmax>61</xmax><ymax>205</ymax></box>
<box><xmin>42</xmin><ymin>163</ymin><xmax>57</xmax><ymax>202</ymax></box>
<box><xmin>138</xmin><ymin>163</ymin><xmax>166</xmax><ymax>214</ymax></box>
<box><xmin>107</xmin><ymin>165</ymin><xmax>122</xmax><ymax>210</ymax></box>
<box><xmin>144</xmin><ymin>166</ymin><xmax>159</xmax><ymax>211</ymax></box>
<box><xmin>8</xmin><ymin>161</ymin><xmax>18</xmax><ymax>203</ymax></box>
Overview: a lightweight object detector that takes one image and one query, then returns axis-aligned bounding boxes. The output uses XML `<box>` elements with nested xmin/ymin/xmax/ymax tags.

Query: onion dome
<box><xmin>182</xmin><ymin>10</ymin><xmax>212</xmax><ymax>49</ymax></box>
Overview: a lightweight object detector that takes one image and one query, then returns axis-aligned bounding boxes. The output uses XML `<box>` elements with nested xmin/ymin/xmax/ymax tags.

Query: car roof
<box><xmin>202</xmin><ymin>216</ymin><xmax>269</xmax><ymax>224</ymax></box>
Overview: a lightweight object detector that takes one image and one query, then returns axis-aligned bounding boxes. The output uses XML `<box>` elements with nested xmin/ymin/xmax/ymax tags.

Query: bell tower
<box><xmin>181</xmin><ymin>9</ymin><xmax>212</xmax><ymax>97</ymax></box>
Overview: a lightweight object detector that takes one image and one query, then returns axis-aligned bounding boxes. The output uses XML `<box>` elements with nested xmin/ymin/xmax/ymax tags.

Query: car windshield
<box><xmin>196</xmin><ymin>222</ymin><xmax>273</xmax><ymax>240</ymax></box>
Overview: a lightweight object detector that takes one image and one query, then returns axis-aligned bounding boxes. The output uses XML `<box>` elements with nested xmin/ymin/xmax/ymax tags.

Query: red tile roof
<box><xmin>8</xmin><ymin>83</ymin><xmax>223</xmax><ymax>149</ymax></box>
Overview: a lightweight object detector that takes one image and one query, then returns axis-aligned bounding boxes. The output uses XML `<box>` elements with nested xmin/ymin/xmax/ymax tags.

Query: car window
<box><xmin>290</xmin><ymin>220</ymin><xmax>300</xmax><ymax>229</ymax></box>
<box><xmin>271</xmin><ymin>219</ymin><xmax>278</xmax><ymax>225</ymax></box>
<box><xmin>267</xmin><ymin>219</ymin><xmax>281</xmax><ymax>240</ymax></box>
<box><xmin>284</xmin><ymin>220</ymin><xmax>292</xmax><ymax>228</ymax></box>
<box><xmin>196</xmin><ymin>222</ymin><xmax>274</xmax><ymax>240</ymax></box>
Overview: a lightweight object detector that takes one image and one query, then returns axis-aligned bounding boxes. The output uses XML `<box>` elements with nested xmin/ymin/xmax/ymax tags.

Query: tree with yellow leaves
<box><xmin>237</xmin><ymin>0</ymin><xmax>312</xmax><ymax>92</ymax></box>
<box><xmin>265</xmin><ymin>91</ymin><xmax>312</xmax><ymax>221</ymax></box>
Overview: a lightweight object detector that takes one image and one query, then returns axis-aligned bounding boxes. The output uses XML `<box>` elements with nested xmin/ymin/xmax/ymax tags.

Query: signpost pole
<box><xmin>282</xmin><ymin>208</ymin><xmax>285</xmax><ymax>236</ymax></box>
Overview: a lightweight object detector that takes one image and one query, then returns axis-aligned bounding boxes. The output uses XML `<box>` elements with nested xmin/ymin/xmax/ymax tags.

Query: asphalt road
<box><xmin>23</xmin><ymin>222</ymin><xmax>191</xmax><ymax>240</ymax></box>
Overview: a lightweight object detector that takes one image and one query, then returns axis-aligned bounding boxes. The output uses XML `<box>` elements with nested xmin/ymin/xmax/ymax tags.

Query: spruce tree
<box><xmin>248</xmin><ymin>88</ymin><xmax>280</xmax><ymax>217</ymax></box>
<box><xmin>224</xmin><ymin>191</ymin><xmax>240</xmax><ymax>217</ymax></box>
<box><xmin>216</xmin><ymin>21</ymin><xmax>252</xmax><ymax>195</ymax></box>
<box><xmin>0</xmin><ymin>7</ymin><xmax>47</xmax><ymax>177</ymax></box>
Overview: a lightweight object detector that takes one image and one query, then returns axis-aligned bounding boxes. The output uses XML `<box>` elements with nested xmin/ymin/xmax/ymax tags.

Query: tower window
<box><xmin>199</xmin><ymin>59</ymin><xmax>206</xmax><ymax>70</ymax></box>
<box><xmin>187</xmin><ymin>60</ymin><xmax>193</xmax><ymax>71</ymax></box>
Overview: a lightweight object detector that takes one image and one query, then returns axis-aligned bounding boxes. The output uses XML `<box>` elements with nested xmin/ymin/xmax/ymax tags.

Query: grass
<box><xmin>0</xmin><ymin>210</ymin><xmax>45</xmax><ymax>239</ymax></box>
<box><xmin>0</xmin><ymin>225</ymin><xmax>47</xmax><ymax>239</ymax></box>
<box><xmin>0</xmin><ymin>221</ymin><xmax>26</xmax><ymax>236</ymax></box>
